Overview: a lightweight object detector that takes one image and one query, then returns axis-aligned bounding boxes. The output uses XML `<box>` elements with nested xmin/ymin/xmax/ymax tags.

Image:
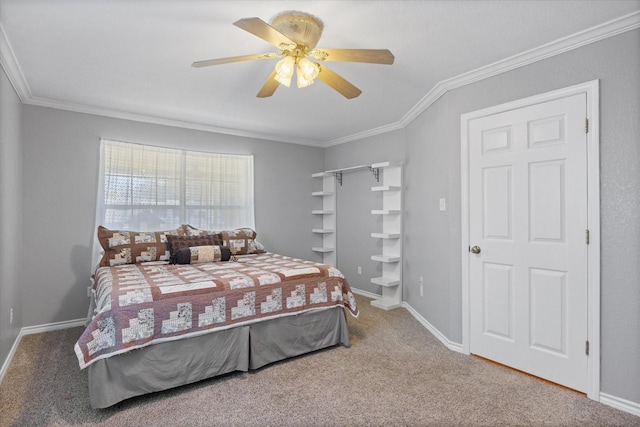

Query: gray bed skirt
<box><xmin>88</xmin><ymin>307</ymin><xmax>350</xmax><ymax>408</ymax></box>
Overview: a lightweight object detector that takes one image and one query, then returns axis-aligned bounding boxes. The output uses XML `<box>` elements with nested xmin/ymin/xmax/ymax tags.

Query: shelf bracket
<box><xmin>334</xmin><ymin>171</ymin><xmax>343</xmax><ymax>186</ymax></box>
<box><xmin>369</xmin><ymin>167</ymin><xmax>380</xmax><ymax>182</ymax></box>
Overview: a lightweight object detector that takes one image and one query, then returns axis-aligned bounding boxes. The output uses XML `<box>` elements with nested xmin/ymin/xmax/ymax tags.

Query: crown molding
<box><xmin>398</xmin><ymin>10</ymin><xmax>640</xmax><ymax>130</ymax></box>
<box><xmin>0</xmin><ymin>24</ymin><xmax>31</xmax><ymax>102</ymax></box>
<box><xmin>0</xmin><ymin>22</ymin><xmax>324</xmax><ymax>147</ymax></box>
<box><xmin>327</xmin><ymin>9</ymin><xmax>640</xmax><ymax>146</ymax></box>
<box><xmin>1</xmin><ymin>11</ymin><xmax>639</xmax><ymax>147</ymax></box>
<box><xmin>324</xmin><ymin>120</ymin><xmax>405</xmax><ymax>147</ymax></box>
<box><xmin>24</xmin><ymin>95</ymin><xmax>326</xmax><ymax>147</ymax></box>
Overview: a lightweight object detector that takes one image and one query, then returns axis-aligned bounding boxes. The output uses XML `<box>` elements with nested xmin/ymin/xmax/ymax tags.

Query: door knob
<box><xmin>470</xmin><ymin>246</ymin><xmax>481</xmax><ymax>254</ymax></box>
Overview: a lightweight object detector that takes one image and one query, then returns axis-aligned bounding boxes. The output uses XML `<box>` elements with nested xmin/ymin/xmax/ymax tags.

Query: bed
<box><xmin>74</xmin><ymin>226</ymin><xmax>358</xmax><ymax>408</ymax></box>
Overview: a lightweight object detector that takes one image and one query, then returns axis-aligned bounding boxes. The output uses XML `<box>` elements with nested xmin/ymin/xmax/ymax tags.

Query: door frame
<box><xmin>460</xmin><ymin>80</ymin><xmax>600</xmax><ymax>400</ymax></box>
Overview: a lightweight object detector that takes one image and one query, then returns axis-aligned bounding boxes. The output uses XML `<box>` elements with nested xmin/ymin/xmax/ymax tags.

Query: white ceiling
<box><xmin>1</xmin><ymin>1</ymin><xmax>639</xmax><ymax>146</ymax></box>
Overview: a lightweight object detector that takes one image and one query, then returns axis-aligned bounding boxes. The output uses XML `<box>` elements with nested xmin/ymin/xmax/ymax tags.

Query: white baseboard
<box><xmin>0</xmin><ymin>330</ymin><xmax>22</xmax><ymax>384</ymax></box>
<box><xmin>0</xmin><ymin>318</ymin><xmax>86</xmax><ymax>384</ymax></box>
<box><xmin>20</xmin><ymin>318</ymin><xmax>86</xmax><ymax>335</ymax></box>
<box><xmin>600</xmin><ymin>392</ymin><xmax>640</xmax><ymax>417</ymax></box>
<box><xmin>350</xmin><ymin>287</ymin><xmax>382</xmax><ymax>300</ymax></box>
<box><xmin>402</xmin><ymin>302</ymin><xmax>465</xmax><ymax>354</ymax></box>
<box><xmin>352</xmin><ymin>288</ymin><xmax>468</xmax><ymax>355</ymax></box>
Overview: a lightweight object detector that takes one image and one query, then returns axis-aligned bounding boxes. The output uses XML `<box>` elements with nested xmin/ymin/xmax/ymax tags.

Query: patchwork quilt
<box><xmin>74</xmin><ymin>253</ymin><xmax>358</xmax><ymax>369</ymax></box>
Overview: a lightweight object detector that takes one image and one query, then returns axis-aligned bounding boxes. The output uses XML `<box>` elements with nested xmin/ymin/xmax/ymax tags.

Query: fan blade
<box><xmin>257</xmin><ymin>70</ymin><xmax>280</xmax><ymax>98</ymax></box>
<box><xmin>234</xmin><ymin>17</ymin><xmax>297</xmax><ymax>50</ymax></box>
<box><xmin>316</xmin><ymin>64</ymin><xmax>362</xmax><ymax>99</ymax></box>
<box><xmin>309</xmin><ymin>48</ymin><xmax>394</xmax><ymax>65</ymax></box>
<box><xmin>192</xmin><ymin>53</ymin><xmax>279</xmax><ymax>68</ymax></box>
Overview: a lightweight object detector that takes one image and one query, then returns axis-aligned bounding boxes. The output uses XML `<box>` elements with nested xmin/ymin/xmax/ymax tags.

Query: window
<box><xmin>96</xmin><ymin>139</ymin><xmax>254</xmax><ymax>232</ymax></box>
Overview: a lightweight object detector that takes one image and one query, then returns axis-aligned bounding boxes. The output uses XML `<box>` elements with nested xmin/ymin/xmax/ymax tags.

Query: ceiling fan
<box><xmin>192</xmin><ymin>11</ymin><xmax>394</xmax><ymax>99</ymax></box>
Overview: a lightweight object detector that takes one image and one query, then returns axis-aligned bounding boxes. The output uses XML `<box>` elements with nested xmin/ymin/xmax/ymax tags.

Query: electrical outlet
<box><xmin>357</xmin><ymin>266</ymin><xmax>362</xmax><ymax>275</ymax></box>
<box><xmin>419</xmin><ymin>276</ymin><xmax>424</xmax><ymax>297</ymax></box>
<box><xmin>10</xmin><ymin>307</ymin><xmax>13</xmax><ymax>324</ymax></box>
<box><xmin>439</xmin><ymin>198</ymin><xmax>447</xmax><ymax>211</ymax></box>
<box><xmin>87</xmin><ymin>286</ymin><xmax>92</xmax><ymax>298</ymax></box>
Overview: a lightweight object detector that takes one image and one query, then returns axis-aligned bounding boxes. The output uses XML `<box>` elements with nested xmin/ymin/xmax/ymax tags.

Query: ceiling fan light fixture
<box><xmin>193</xmin><ymin>12</ymin><xmax>393</xmax><ymax>98</ymax></box>
<box><xmin>274</xmin><ymin>55</ymin><xmax>295</xmax><ymax>87</ymax></box>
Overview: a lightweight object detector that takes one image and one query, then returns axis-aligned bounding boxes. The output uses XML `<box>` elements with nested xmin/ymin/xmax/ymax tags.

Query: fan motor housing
<box><xmin>271</xmin><ymin>12</ymin><xmax>324</xmax><ymax>49</ymax></box>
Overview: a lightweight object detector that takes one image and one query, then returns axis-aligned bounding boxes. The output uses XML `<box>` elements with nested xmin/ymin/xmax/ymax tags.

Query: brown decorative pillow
<box><xmin>166</xmin><ymin>234</ymin><xmax>223</xmax><ymax>260</ymax></box>
<box><xmin>97</xmin><ymin>226</ymin><xmax>183</xmax><ymax>267</ymax></box>
<box><xmin>173</xmin><ymin>245</ymin><xmax>231</xmax><ymax>264</ymax></box>
<box><xmin>220</xmin><ymin>228</ymin><xmax>265</xmax><ymax>255</ymax></box>
<box><xmin>182</xmin><ymin>224</ymin><xmax>218</xmax><ymax>236</ymax></box>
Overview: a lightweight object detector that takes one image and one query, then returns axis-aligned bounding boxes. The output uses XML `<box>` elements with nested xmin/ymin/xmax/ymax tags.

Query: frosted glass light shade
<box><xmin>296</xmin><ymin>57</ymin><xmax>320</xmax><ymax>88</ymax></box>
<box><xmin>275</xmin><ymin>56</ymin><xmax>295</xmax><ymax>87</ymax></box>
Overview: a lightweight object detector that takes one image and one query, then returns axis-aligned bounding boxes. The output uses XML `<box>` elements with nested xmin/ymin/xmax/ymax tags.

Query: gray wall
<box><xmin>19</xmin><ymin>106</ymin><xmax>324</xmax><ymax>326</ymax></box>
<box><xmin>335</xmin><ymin>169</ymin><xmax>380</xmax><ymax>293</ymax></box>
<box><xmin>324</xmin><ymin>130</ymin><xmax>406</xmax><ymax>170</ymax></box>
<box><xmin>0</xmin><ymin>66</ymin><xmax>22</xmax><ymax>367</ymax></box>
<box><xmin>327</xmin><ymin>29</ymin><xmax>640</xmax><ymax>404</ymax></box>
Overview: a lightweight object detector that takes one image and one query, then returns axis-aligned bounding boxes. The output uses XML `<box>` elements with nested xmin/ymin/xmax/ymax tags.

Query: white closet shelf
<box><xmin>312</xmin><ymin>165</ymin><xmax>369</xmax><ymax>178</ymax></box>
<box><xmin>312</xmin><ymin>210</ymin><xmax>335</xmax><ymax>215</ymax></box>
<box><xmin>312</xmin><ymin>247</ymin><xmax>335</xmax><ymax>253</ymax></box>
<box><xmin>371</xmin><ymin>161</ymin><xmax>402</xmax><ymax>169</ymax></box>
<box><xmin>371</xmin><ymin>185</ymin><xmax>401</xmax><ymax>192</ymax></box>
<box><xmin>312</xmin><ymin>191</ymin><xmax>334</xmax><ymax>196</ymax></box>
<box><xmin>371</xmin><ymin>298</ymin><xmax>403</xmax><ymax>311</ymax></box>
<box><xmin>312</xmin><ymin>229</ymin><xmax>334</xmax><ymax>234</ymax></box>
<box><xmin>371</xmin><ymin>209</ymin><xmax>401</xmax><ymax>215</ymax></box>
<box><xmin>371</xmin><ymin>254</ymin><xmax>401</xmax><ymax>263</ymax></box>
<box><xmin>371</xmin><ymin>277</ymin><xmax>400</xmax><ymax>287</ymax></box>
<box><xmin>371</xmin><ymin>232</ymin><xmax>401</xmax><ymax>239</ymax></box>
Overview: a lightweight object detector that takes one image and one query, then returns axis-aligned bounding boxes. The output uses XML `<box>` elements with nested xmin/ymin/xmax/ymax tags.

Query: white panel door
<box><xmin>468</xmin><ymin>93</ymin><xmax>588</xmax><ymax>392</ymax></box>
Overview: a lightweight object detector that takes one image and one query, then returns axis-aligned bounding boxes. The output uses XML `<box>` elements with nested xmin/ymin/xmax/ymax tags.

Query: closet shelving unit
<box><xmin>312</xmin><ymin>162</ymin><xmax>403</xmax><ymax>309</ymax></box>
<box><xmin>311</xmin><ymin>170</ymin><xmax>338</xmax><ymax>266</ymax></box>
<box><xmin>311</xmin><ymin>165</ymin><xmax>370</xmax><ymax>266</ymax></box>
<box><xmin>370</xmin><ymin>161</ymin><xmax>403</xmax><ymax>310</ymax></box>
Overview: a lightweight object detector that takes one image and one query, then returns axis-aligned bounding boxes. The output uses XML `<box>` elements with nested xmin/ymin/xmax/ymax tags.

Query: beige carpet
<box><xmin>1</xmin><ymin>294</ymin><xmax>638</xmax><ymax>426</ymax></box>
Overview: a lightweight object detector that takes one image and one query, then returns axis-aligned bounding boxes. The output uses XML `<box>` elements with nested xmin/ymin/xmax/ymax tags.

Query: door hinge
<box><xmin>585</xmin><ymin>340</ymin><xmax>590</xmax><ymax>356</ymax></box>
<box><xmin>585</xmin><ymin>118</ymin><xmax>589</xmax><ymax>133</ymax></box>
<box><xmin>585</xmin><ymin>229</ymin><xmax>590</xmax><ymax>244</ymax></box>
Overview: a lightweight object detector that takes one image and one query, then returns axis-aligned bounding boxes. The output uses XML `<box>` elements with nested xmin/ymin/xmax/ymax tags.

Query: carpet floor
<box><xmin>1</xmin><ymin>294</ymin><xmax>638</xmax><ymax>426</ymax></box>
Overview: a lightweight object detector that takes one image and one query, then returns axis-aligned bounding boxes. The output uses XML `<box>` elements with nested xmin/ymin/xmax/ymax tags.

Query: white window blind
<box><xmin>96</xmin><ymin>139</ymin><xmax>254</xmax><ymax>232</ymax></box>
